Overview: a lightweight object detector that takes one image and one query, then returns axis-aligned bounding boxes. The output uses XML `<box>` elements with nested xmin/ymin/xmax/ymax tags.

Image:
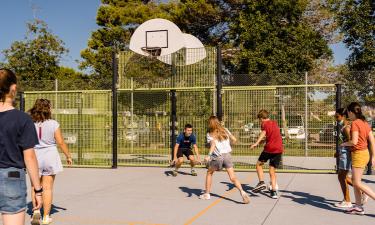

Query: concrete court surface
<box><xmin>1</xmin><ymin>167</ymin><xmax>374</xmax><ymax>225</ymax></box>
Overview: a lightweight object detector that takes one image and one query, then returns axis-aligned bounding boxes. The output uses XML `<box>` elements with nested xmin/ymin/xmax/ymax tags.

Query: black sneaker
<box><xmin>252</xmin><ymin>181</ymin><xmax>267</xmax><ymax>193</ymax></box>
<box><xmin>270</xmin><ymin>190</ymin><xmax>278</xmax><ymax>199</ymax></box>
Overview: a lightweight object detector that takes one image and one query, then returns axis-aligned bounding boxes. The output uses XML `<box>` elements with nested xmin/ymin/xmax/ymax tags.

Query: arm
<box><xmin>205</xmin><ymin>140</ymin><xmax>217</xmax><ymax>162</ymax></box>
<box><xmin>250</xmin><ymin>131</ymin><xmax>266</xmax><ymax>149</ymax></box>
<box><xmin>55</xmin><ymin>128</ymin><xmax>73</xmax><ymax>165</ymax></box>
<box><xmin>228</xmin><ymin>133</ymin><xmax>237</xmax><ymax>144</ymax></box>
<box><xmin>341</xmin><ymin>131</ymin><xmax>359</xmax><ymax>147</ymax></box>
<box><xmin>193</xmin><ymin>144</ymin><xmax>201</xmax><ymax>162</ymax></box>
<box><xmin>173</xmin><ymin>143</ymin><xmax>179</xmax><ymax>161</ymax></box>
<box><xmin>368</xmin><ymin>131</ymin><xmax>375</xmax><ymax>165</ymax></box>
<box><xmin>23</xmin><ymin>149</ymin><xmax>43</xmax><ymax>210</ymax></box>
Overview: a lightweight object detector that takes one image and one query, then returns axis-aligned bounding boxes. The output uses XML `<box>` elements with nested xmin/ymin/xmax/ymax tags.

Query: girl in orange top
<box><xmin>341</xmin><ymin>102</ymin><xmax>375</xmax><ymax>215</ymax></box>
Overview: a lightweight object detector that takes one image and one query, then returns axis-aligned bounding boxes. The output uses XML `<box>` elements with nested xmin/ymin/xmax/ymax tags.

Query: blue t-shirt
<box><xmin>0</xmin><ymin>109</ymin><xmax>39</xmax><ymax>169</ymax></box>
<box><xmin>176</xmin><ymin>133</ymin><xmax>197</xmax><ymax>150</ymax></box>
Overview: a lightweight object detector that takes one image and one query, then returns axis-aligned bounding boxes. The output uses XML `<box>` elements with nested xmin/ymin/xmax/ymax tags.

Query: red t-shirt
<box><xmin>261</xmin><ymin>120</ymin><xmax>283</xmax><ymax>154</ymax></box>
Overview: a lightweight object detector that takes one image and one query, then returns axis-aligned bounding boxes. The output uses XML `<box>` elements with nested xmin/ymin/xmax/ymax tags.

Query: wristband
<box><xmin>208</xmin><ymin>152</ymin><xmax>213</xmax><ymax>156</ymax></box>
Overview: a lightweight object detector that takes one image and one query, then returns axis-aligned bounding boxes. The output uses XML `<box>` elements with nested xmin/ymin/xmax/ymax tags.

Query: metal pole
<box><xmin>55</xmin><ymin>79</ymin><xmax>58</xmax><ymax>109</ymax></box>
<box><xmin>112</xmin><ymin>47</ymin><xmax>118</xmax><ymax>169</ymax></box>
<box><xmin>335</xmin><ymin>84</ymin><xmax>342</xmax><ymax>173</ymax></box>
<box><xmin>170</xmin><ymin>54</ymin><xmax>177</xmax><ymax>160</ymax></box>
<box><xmin>131</xmin><ymin>77</ymin><xmax>134</xmax><ymax>153</ymax></box>
<box><xmin>305</xmin><ymin>72</ymin><xmax>308</xmax><ymax>157</ymax></box>
<box><xmin>216</xmin><ymin>46</ymin><xmax>223</xmax><ymax>121</ymax></box>
<box><xmin>19</xmin><ymin>92</ymin><xmax>25</xmax><ymax>112</ymax></box>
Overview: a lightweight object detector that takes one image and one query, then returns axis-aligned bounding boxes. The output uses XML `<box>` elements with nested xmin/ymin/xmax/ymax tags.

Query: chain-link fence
<box><xmin>17</xmin><ymin>47</ymin><xmax>374</xmax><ymax>172</ymax></box>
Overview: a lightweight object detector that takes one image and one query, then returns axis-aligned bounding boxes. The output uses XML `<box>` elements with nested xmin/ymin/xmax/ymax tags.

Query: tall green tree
<box><xmin>334</xmin><ymin>0</ymin><xmax>374</xmax><ymax>105</ymax></box>
<box><xmin>229</xmin><ymin>0</ymin><xmax>332</xmax><ymax>84</ymax></box>
<box><xmin>2</xmin><ymin>20</ymin><xmax>68</xmax><ymax>81</ymax></box>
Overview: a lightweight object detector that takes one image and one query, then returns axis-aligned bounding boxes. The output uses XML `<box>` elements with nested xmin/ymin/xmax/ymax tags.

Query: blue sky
<box><xmin>0</xmin><ymin>0</ymin><xmax>350</xmax><ymax>71</ymax></box>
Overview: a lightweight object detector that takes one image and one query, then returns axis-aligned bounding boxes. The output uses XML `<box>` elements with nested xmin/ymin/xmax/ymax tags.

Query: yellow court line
<box><xmin>184</xmin><ymin>175</ymin><xmax>252</xmax><ymax>225</ymax></box>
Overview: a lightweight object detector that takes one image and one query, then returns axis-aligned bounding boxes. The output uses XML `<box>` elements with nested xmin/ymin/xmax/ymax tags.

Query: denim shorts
<box><xmin>338</xmin><ymin>147</ymin><xmax>352</xmax><ymax>171</ymax></box>
<box><xmin>0</xmin><ymin>167</ymin><xmax>27</xmax><ymax>214</ymax></box>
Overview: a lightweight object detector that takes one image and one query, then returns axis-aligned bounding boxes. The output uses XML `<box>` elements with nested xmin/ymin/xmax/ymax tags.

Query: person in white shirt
<box><xmin>199</xmin><ymin>116</ymin><xmax>250</xmax><ymax>204</ymax></box>
<box><xmin>28</xmin><ymin>99</ymin><xmax>72</xmax><ymax>225</ymax></box>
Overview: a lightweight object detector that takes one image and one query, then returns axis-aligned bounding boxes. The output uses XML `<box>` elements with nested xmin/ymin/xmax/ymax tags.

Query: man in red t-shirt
<box><xmin>250</xmin><ymin>109</ymin><xmax>284</xmax><ymax>199</ymax></box>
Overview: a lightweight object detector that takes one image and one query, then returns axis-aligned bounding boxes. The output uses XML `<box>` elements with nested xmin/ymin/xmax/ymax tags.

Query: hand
<box><xmin>250</xmin><ymin>144</ymin><xmax>257</xmax><ymax>149</ymax></box>
<box><xmin>33</xmin><ymin>194</ymin><xmax>43</xmax><ymax>211</ymax></box>
<box><xmin>66</xmin><ymin>157</ymin><xmax>73</xmax><ymax>166</ymax></box>
<box><xmin>196</xmin><ymin>157</ymin><xmax>202</xmax><ymax>164</ymax></box>
<box><xmin>204</xmin><ymin>156</ymin><xmax>210</xmax><ymax>162</ymax></box>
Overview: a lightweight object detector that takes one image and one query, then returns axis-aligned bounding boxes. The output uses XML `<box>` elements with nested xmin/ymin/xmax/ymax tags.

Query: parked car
<box><xmin>319</xmin><ymin>123</ymin><xmax>335</xmax><ymax>143</ymax></box>
<box><xmin>286</xmin><ymin>115</ymin><xmax>306</xmax><ymax>140</ymax></box>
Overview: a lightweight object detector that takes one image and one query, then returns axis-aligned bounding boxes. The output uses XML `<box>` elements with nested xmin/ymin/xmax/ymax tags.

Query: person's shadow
<box><xmin>281</xmin><ymin>190</ymin><xmax>375</xmax><ymax>217</ymax></box>
<box><xmin>179</xmin><ymin>185</ymin><xmax>248</xmax><ymax>204</ymax></box>
<box><xmin>27</xmin><ymin>202</ymin><xmax>67</xmax><ymax>216</ymax></box>
<box><xmin>164</xmin><ymin>170</ymin><xmax>192</xmax><ymax>176</ymax></box>
<box><xmin>220</xmin><ymin>181</ymin><xmax>258</xmax><ymax>197</ymax></box>
<box><xmin>363</xmin><ymin>178</ymin><xmax>375</xmax><ymax>184</ymax></box>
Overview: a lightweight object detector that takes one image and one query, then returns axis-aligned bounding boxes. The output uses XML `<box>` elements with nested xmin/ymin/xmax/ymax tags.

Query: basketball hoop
<box><xmin>141</xmin><ymin>47</ymin><xmax>162</xmax><ymax>57</ymax></box>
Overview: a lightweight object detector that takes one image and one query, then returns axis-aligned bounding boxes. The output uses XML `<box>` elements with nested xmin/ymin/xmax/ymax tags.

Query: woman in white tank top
<box><xmin>28</xmin><ymin>99</ymin><xmax>72</xmax><ymax>225</ymax></box>
<box><xmin>199</xmin><ymin>116</ymin><xmax>250</xmax><ymax>204</ymax></box>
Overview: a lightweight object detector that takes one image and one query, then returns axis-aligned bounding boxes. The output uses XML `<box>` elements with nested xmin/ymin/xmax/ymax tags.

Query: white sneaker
<box><xmin>42</xmin><ymin>215</ymin><xmax>53</xmax><ymax>225</ymax></box>
<box><xmin>199</xmin><ymin>193</ymin><xmax>211</xmax><ymax>200</ymax></box>
<box><xmin>334</xmin><ymin>200</ymin><xmax>353</xmax><ymax>208</ymax></box>
<box><xmin>31</xmin><ymin>210</ymin><xmax>41</xmax><ymax>225</ymax></box>
<box><xmin>361</xmin><ymin>193</ymin><xmax>369</xmax><ymax>206</ymax></box>
<box><xmin>268</xmin><ymin>182</ymin><xmax>279</xmax><ymax>191</ymax></box>
<box><xmin>241</xmin><ymin>191</ymin><xmax>250</xmax><ymax>204</ymax></box>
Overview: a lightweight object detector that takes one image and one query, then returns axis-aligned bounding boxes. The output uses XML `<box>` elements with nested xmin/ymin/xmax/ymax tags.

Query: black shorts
<box><xmin>177</xmin><ymin>148</ymin><xmax>194</xmax><ymax>159</ymax></box>
<box><xmin>258</xmin><ymin>152</ymin><xmax>282</xmax><ymax>168</ymax></box>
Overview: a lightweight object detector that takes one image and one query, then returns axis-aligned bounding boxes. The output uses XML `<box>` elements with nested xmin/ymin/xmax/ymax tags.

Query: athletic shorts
<box><xmin>0</xmin><ymin>168</ymin><xmax>27</xmax><ymax>214</ymax></box>
<box><xmin>177</xmin><ymin>148</ymin><xmax>194</xmax><ymax>159</ymax></box>
<box><xmin>35</xmin><ymin>147</ymin><xmax>64</xmax><ymax>176</ymax></box>
<box><xmin>258</xmin><ymin>152</ymin><xmax>282</xmax><ymax>168</ymax></box>
<box><xmin>351</xmin><ymin>150</ymin><xmax>370</xmax><ymax>169</ymax></box>
<box><xmin>338</xmin><ymin>147</ymin><xmax>351</xmax><ymax>171</ymax></box>
<box><xmin>209</xmin><ymin>153</ymin><xmax>234</xmax><ymax>171</ymax></box>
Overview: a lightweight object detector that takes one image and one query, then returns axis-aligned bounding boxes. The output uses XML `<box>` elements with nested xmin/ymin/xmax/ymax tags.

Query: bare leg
<box><xmin>256</xmin><ymin>161</ymin><xmax>264</xmax><ymax>182</ymax></box>
<box><xmin>352</xmin><ymin>167</ymin><xmax>375</xmax><ymax>205</ymax></box>
<box><xmin>2</xmin><ymin>211</ymin><xmax>25</xmax><ymax>225</ymax></box>
<box><xmin>205</xmin><ymin>168</ymin><xmax>215</xmax><ymax>194</ymax></box>
<box><xmin>175</xmin><ymin>158</ymin><xmax>184</xmax><ymax>170</ymax></box>
<box><xmin>188</xmin><ymin>155</ymin><xmax>196</xmax><ymax>168</ymax></box>
<box><xmin>269</xmin><ymin>166</ymin><xmax>277</xmax><ymax>191</ymax></box>
<box><xmin>226</xmin><ymin>168</ymin><xmax>245</xmax><ymax>192</ymax></box>
<box><xmin>338</xmin><ymin>170</ymin><xmax>351</xmax><ymax>202</ymax></box>
<box><xmin>42</xmin><ymin>175</ymin><xmax>56</xmax><ymax>217</ymax></box>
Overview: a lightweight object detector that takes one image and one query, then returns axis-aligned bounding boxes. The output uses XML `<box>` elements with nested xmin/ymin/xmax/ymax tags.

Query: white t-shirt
<box><xmin>206</xmin><ymin>129</ymin><xmax>232</xmax><ymax>155</ymax></box>
<box><xmin>34</xmin><ymin>119</ymin><xmax>60</xmax><ymax>149</ymax></box>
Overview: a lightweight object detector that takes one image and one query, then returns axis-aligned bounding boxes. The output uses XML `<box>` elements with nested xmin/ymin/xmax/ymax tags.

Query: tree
<box><xmin>334</xmin><ymin>0</ymin><xmax>374</xmax><ymax>105</ymax></box>
<box><xmin>83</xmin><ymin>0</ymin><xmax>333</xmax><ymax>85</ymax></box>
<box><xmin>229</xmin><ymin>0</ymin><xmax>332</xmax><ymax>84</ymax></box>
<box><xmin>2</xmin><ymin>20</ymin><xmax>68</xmax><ymax>81</ymax></box>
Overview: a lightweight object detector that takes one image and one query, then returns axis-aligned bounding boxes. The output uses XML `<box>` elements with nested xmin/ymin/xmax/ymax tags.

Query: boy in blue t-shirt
<box><xmin>171</xmin><ymin>124</ymin><xmax>201</xmax><ymax>176</ymax></box>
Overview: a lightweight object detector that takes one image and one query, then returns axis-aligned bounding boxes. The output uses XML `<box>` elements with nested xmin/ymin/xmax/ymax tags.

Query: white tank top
<box><xmin>34</xmin><ymin>119</ymin><xmax>60</xmax><ymax>149</ymax></box>
<box><xmin>206</xmin><ymin>129</ymin><xmax>232</xmax><ymax>155</ymax></box>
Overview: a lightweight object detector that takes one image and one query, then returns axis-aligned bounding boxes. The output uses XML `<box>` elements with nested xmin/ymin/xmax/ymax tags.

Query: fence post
<box><xmin>335</xmin><ymin>84</ymin><xmax>342</xmax><ymax>173</ymax></box>
<box><xmin>216</xmin><ymin>46</ymin><xmax>223</xmax><ymax>121</ymax></box>
<box><xmin>304</xmin><ymin>72</ymin><xmax>308</xmax><ymax>157</ymax></box>
<box><xmin>112</xmin><ymin>46</ymin><xmax>118</xmax><ymax>169</ymax></box>
<box><xmin>19</xmin><ymin>92</ymin><xmax>25</xmax><ymax>112</ymax></box>
<box><xmin>170</xmin><ymin>54</ymin><xmax>177</xmax><ymax>161</ymax></box>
